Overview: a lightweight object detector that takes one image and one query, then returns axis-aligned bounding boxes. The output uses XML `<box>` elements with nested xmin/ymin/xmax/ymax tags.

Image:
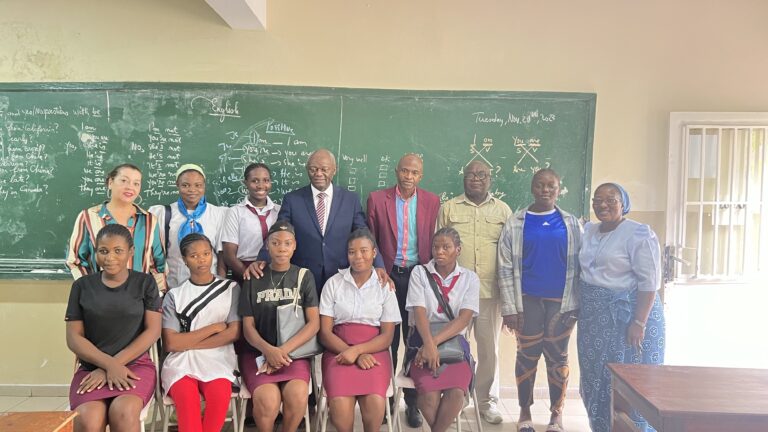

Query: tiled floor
<box><xmin>0</xmin><ymin>394</ymin><xmax>592</xmax><ymax>431</ymax></box>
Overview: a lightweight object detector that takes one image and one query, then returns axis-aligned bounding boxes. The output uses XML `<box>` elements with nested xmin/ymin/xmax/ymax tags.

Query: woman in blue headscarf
<box><xmin>149</xmin><ymin>164</ymin><xmax>228</xmax><ymax>289</ymax></box>
<box><xmin>577</xmin><ymin>183</ymin><xmax>665</xmax><ymax>432</ymax></box>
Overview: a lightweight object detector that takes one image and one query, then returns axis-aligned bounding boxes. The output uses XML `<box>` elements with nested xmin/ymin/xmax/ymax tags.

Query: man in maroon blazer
<box><xmin>366</xmin><ymin>153</ymin><xmax>440</xmax><ymax>427</ymax></box>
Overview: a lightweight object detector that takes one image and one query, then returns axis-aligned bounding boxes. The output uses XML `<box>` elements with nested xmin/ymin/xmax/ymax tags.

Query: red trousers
<box><xmin>168</xmin><ymin>376</ymin><xmax>232</xmax><ymax>432</ymax></box>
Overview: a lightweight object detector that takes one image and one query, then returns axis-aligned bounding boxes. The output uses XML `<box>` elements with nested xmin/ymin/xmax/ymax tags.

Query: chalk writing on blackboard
<box><xmin>472</xmin><ymin>110</ymin><xmax>556</xmax><ymax>127</ymax></box>
<box><xmin>190</xmin><ymin>96</ymin><xmax>241</xmax><ymax>123</ymax></box>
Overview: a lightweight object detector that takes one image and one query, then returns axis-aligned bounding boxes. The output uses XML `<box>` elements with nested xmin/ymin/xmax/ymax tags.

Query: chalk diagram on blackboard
<box><xmin>212</xmin><ymin>118</ymin><xmax>313</xmax><ymax>205</ymax></box>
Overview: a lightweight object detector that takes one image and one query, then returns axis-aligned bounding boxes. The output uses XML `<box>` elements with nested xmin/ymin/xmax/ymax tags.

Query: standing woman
<box><xmin>238</xmin><ymin>220</ymin><xmax>319</xmax><ymax>432</ymax></box>
<box><xmin>221</xmin><ymin>163</ymin><xmax>280</xmax><ymax>284</ymax></box>
<box><xmin>66</xmin><ymin>163</ymin><xmax>166</xmax><ymax>290</ymax></box>
<box><xmin>578</xmin><ymin>183</ymin><xmax>665</xmax><ymax>432</ymax></box>
<box><xmin>149</xmin><ymin>164</ymin><xmax>228</xmax><ymax>289</ymax></box>
<box><xmin>161</xmin><ymin>233</ymin><xmax>240</xmax><ymax>432</ymax></box>
<box><xmin>319</xmin><ymin>228</ymin><xmax>401</xmax><ymax>432</ymax></box>
<box><xmin>497</xmin><ymin>168</ymin><xmax>582</xmax><ymax>432</ymax></box>
<box><xmin>65</xmin><ymin>224</ymin><xmax>161</xmax><ymax>432</ymax></box>
<box><xmin>405</xmin><ymin>227</ymin><xmax>479</xmax><ymax>432</ymax></box>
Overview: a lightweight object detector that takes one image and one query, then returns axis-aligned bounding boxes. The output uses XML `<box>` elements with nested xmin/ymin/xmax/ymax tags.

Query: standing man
<box><xmin>366</xmin><ymin>153</ymin><xmax>440</xmax><ymax>428</ymax></box>
<box><xmin>436</xmin><ymin>160</ymin><xmax>511</xmax><ymax>424</ymax></box>
<box><xmin>247</xmin><ymin>148</ymin><xmax>388</xmax><ymax>291</ymax></box>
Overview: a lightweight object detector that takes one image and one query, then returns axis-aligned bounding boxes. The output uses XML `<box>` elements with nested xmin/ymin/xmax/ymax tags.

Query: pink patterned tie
<box><xmin>316</xmin><ymin>192</ymin><xmax>326</xmax><ymax>234</ymax></box>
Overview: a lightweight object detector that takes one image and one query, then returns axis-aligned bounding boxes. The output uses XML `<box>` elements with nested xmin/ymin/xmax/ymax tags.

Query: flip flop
<box><xmin>546</xmin><ymin>422</ymin><xmax>565</xmax><ymax>432</ymax></box>
<box><xmin>517</xmin><ymin>420</ymin><xmax>536</xmax><ymax>432</ymax></box>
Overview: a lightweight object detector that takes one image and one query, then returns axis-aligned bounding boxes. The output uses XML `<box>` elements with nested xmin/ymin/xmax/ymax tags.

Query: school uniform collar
<box><xmin>239</xmin><ymin>196</ymin><xmax>276</xmax><ymax>213</ymax></box>
<box><xmin>339</xmin><ymin>267</ymin><xmax>380</xmax><ymax>289</ymax></box>
<box><xmin>423</xmin><ymin>260</ymin><xmax>464</xmax><ymax>282</ymax></box>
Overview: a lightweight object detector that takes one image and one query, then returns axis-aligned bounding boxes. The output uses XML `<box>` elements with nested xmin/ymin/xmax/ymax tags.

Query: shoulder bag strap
<box><xmin>420</xmin><ymin>265</ymin><xmax>456</xmax><ymax>321</ymax></box>
<box><xmin>164</xmin><ymin>204</ymin><xmax>172</xmax><ymax>252</ymax></box>
<box><xmin>293</xmin><ymin>268</ymin><xmax>307</xmax><ymax>314</ymax></box>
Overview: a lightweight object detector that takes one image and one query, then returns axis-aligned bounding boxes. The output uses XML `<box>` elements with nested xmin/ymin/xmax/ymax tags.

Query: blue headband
<box><xmin>606</xmin><ymin>183</ymin><xmax>631</xmax><ymax>215</ymax></box>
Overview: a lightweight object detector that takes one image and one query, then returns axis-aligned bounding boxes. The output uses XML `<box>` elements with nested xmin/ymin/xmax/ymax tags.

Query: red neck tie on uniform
<box><xmin>245</xmin><ymin>205</ymin><xmax>269</xmax><ymax>243</ymax></box>
<box><xmin>430</xmin><ymin>273</ymin><xmax>460</xmax><ymax>313</ymax></box>
<box><xmin>316</xmin><ymin>192</ymin><xmax>326</xmax><ymax>234</ymax></box>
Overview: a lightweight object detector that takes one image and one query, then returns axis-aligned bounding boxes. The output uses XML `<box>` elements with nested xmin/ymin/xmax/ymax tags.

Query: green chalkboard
<box><xmin>0</xmin><ymin>83</ymin><xmax>595</xmax><ymax>276</ymax></box>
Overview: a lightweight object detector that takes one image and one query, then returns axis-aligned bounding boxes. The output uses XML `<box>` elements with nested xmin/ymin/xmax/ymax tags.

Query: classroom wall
<box><xmin>1</xmin><ymin>0</ymin><xmax>767</xmax><ymax>386</ymax></box>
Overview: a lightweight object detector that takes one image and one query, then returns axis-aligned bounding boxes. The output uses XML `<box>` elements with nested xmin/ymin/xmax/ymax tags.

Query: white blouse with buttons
<box><xmin>319</xmin><ymin>267</ymin><xmax>401</xmax><ymax>326</ymax></box>
<box><xmin>405</xmin><ymin>260</ymin><xmax>480</xmax><ymax>334</ymax></box>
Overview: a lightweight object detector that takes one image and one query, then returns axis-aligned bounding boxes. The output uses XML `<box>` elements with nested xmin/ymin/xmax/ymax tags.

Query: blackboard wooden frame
<box><xmin>0</xmin><ymin>82</ymin><xmax>595</xmax><ymax>279</ymax></box>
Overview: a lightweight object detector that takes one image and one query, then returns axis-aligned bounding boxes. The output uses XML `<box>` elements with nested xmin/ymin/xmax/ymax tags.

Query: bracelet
<box><xmin>632</xmin><ymin>319</ymin><xmax>646</xmax><ymax>329</ymax></box>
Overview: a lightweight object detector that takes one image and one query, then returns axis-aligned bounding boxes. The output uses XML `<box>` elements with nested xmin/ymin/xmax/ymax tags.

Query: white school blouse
<box><xmin>220</xmin><ymin>197</ymin><xmax>280</xmax><ymax>261</ymax></box>
<box><xmin>149</xmin><ymin>202</ymin><xmax>227</xmax><ymax>289</ymax></box>
<box><xmin>405</xmin><ymin>261</ymin><xmax>480</xmax><ymax>335</ymax></box>
<box><xmin>160</xmin><ymin>278</ymin><xmax>240</xmax><ymax>395</ymax></box>
<box><xmin>579</xmin><ymin>219</ymin><xmax>661</xmax><ymax>292</ymax></box>
<box><xmin>319</xmin><ymin>268</ymin><xmax>401</xmax><ymax>326</ymax></box>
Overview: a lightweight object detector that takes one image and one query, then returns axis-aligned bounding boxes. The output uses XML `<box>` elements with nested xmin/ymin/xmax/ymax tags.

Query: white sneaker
<box><xmin>480</xmin><ymin>404</ymin><xmax>503</xmax><ymax>424</ymax></box>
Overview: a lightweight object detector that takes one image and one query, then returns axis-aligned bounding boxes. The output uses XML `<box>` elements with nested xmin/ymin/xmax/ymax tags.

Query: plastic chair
<box><xmin>392</xmin><ymin>368</ymin><xmax>484</xmax><ymax>432</ymax></box>
<box><xmin>314</xmin><ymin>351</ymin><xmax>395</xmax><ymax>432</ymax></box>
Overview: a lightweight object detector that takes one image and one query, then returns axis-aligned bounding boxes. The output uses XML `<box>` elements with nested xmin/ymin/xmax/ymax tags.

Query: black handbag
<box><xmin>406</xmin><ymin>265</ymin><xmax>466</xmax><ymax>364</ymax></box>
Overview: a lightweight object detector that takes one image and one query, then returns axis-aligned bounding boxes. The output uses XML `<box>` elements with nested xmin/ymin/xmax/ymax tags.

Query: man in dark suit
<box><xmin>247</xmin><ymin>148</ymin><xmax>387</xmax><ymax>291</ymax></box>
<box><xmin>366</xmin><ymin>153</ymin><xmax>440</xmax><ymax>427</ymax></box>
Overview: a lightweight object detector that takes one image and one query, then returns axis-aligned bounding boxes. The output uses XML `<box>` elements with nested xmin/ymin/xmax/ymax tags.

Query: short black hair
<box><xmin>433</xmin><ymin>227</ymin><xmax>461</xmax><ymax>247</ymax></box>
<box><xmin>532</xmin><ymin>167</ymin><xmax>561</xmax><ymax>183</ymax></box>
<box><xmin>244</xmin><ymin>163</ymin><xmax>272</xmax><ymax>180</ymax></box>
<box><xmin>347</xmin><ymin>227</ymin><xmax>377</xmax><ymax>249</ymax></box>
<box><xmin>179</xmin><ymin>233</ymin><xmax>213</xmax><ymax>257</ymax></box>
<box><xmin>95</xmin><ymin>224</ymin><xmax>134</xmax><ymax>249</ymax></box>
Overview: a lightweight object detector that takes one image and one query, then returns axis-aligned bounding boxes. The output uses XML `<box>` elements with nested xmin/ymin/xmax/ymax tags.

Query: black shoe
<box><xmin>406</xmin><ymin>404</ymin><xmax>422</xmax><ymax>428</ymax></box>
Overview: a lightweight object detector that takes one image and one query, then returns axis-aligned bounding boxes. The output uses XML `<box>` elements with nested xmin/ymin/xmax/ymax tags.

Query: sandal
<box><xmin>517</xmin><ymin>420</ymin><xmax>536</xmax><ymax>432</ymax></box>
<box><xmin>546</xmin><ymin>422</ymin><xmax>565</xmax><ymax>432</ymax></box>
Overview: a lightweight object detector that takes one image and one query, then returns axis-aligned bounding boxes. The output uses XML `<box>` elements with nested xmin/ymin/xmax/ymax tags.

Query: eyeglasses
<box><xmin>464</xmin><ymin>172</ymin><xmax>489</xmax><ymax>180</ymax></box>
<box><xmin>307</xmin><ymin>166</ymin><xmax>333</xmax><ymax>175</ymax></box>
<box><xmin>592</xmin><ymin>198</ymin><xmax>620</xmax><ymax>206</ymax></box>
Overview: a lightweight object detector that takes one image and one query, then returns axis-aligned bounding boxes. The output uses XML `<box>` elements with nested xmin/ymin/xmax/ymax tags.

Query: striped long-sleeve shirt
<box><xmin>66</xmin><ymin>203</ymin><xmax>166</xmax><ymax>287</ymax></box>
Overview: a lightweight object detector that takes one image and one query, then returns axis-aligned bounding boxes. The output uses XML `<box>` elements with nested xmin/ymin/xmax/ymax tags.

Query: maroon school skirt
<box><xmin>322</xmin><ymin>323</ymin><xmax>391</xmax><ymax>398</ymax></box>
<box><xmin>409</xmin><ymin>360</ymin><xmax>472</xmax><ymax>394</ymax></box>
<box><xmin>69</xmin><ymin>352</ymin><xmax>156</xmax><ymax>409</ymax></box>
<box><xmin>239</xmin><ymin>350</ymin><xmax>310</xmax><ymax>394</ymax></box>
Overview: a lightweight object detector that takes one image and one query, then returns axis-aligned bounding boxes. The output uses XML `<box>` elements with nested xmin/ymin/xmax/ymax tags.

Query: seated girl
<box><xmin>160</xmin><ymin>233</ymin><xmax>241</xmax><ymax>432</ymax></box>
<box><xmin>65</xmin><ymin>224</ymin><xmax>161</xmax><ymax>432</ymax></box>
<box><xmin>238</xmin><ymin>220</ymin><xmax>319</xmax><ymax>432</ymax></box>
<box><xmin>405</xmin><ymin>227</ymin><xmax>479</xmax><ymax>432</ymax></box>
<box><xmin>319</xmin><ymin>228</ymin><xmax>401</xmax><ymax>432</ymax></box>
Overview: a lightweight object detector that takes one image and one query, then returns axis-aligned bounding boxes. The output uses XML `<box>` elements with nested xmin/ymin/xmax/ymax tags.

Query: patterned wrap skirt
<box><xmin>322</xmin><ymin>323</ymin><xmax>392</xmax><ymax>398</ymax></box>
<box><xmin>69</xmin><ymin>351</ymin><xmax>156</xmax><ymax>409</ymax></box>
<box><xmin>577</xmin><ymin>283</ymin><xmax>665</xmax><ymax>432</ymax></box>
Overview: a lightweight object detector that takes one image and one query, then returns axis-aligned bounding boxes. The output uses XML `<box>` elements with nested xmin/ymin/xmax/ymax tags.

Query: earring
<box><xmin>106</xmin><ymin>188</ymin><xmax>112</xmax><ymax>199</ymax></box>
<box><xmin>135</xmin><ymin>195</ymin><xmax>143</xmax><ymax>206</ymax></box>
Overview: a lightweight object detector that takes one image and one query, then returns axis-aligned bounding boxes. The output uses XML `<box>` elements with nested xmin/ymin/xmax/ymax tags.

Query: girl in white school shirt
<box><xmin>318</xmin><ymin>228</ymin><xmax>401</xmax><ymax>432</ymax></box>
<box><xmin>406</xmin><ymin>227</ymin><xmax>479</xmax><ymax>432</ymax></box>
<box><xmin>221</xmin><ymin>163</ymin><xmax>280</xmax><ymax>284</ymax></box>
<box><xmin>149</xmin><ymin>164</ymin><xmax>228</xmax><ymax>289</ymax></box>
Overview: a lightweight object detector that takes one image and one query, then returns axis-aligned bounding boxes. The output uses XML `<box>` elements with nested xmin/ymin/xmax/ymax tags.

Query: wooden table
<box><xmin>609</xmin><ymin>364</ymin><xmax>768</xmax><ymax>432</ymax></box>
<box><xmin>0</xmin><ymin>411</ymin><xmax>77</xmax><ymax>432</ymax></box>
